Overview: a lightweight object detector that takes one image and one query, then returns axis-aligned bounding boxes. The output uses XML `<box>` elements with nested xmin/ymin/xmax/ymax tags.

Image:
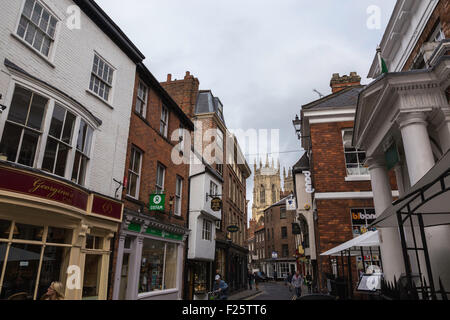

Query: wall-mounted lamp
<box><xmin>292</xmin><ymin>115</ymin><xmax>310</xmax><ymax>140</ymax></box>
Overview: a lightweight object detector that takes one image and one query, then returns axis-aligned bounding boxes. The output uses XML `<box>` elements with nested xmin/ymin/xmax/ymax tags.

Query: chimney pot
<box><xmin>185</xmin><ymin>71</ymin><xmax>191</xmax><ymax>79</ymax></box>
<box><xmin>167</xmin><ymin>74</ymin><xmax>172</xmax><ymax>82</ymax></box>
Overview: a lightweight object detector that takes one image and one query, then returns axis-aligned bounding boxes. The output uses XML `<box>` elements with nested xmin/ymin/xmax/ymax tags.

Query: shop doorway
<box><xmin>118</xmin><ymin>253</ymin><xmax>129</xmax><ymax>300</ymax></box>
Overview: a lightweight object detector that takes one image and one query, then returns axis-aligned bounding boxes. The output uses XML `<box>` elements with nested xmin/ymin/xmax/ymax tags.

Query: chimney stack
<box><xmin>330</xmin><ymin>72</ymin><xmax>361</xmax><ymax>93</ymax></box>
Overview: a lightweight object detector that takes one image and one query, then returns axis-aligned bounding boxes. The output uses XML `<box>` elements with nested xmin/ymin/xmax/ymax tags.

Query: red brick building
<box><xmin>161</xmin><ymin>72</ymin><xmax>251</xmax><ymax>294</ymax></box>
<box><xmin>298</xmin><ymin>73</ymin><xmax>398</xmax><ymax>296</ymax></box>
<box><xmin>110</xmin><ymin>63</ymin><xmax>194</xmax><ymax>300</ymax></box>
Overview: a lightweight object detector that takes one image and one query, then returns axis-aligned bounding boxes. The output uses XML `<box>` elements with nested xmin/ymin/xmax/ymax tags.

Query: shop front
<box><xmin>186</xmin><ymin>260</ymin><xmax>213</xmax><ymax>300</ymax></box>
<box><xmin>213</xmin><ymin>240</ymin><xmax>248</xmax><ymax>293</ymax></box>
<box><xmin>0</xmin><ymin>163</ymin><xmax>123</xmax><ymax>300</ymax></box>
<box><xmin>112</xmin><ymin>210</ymin><xmax>188</xmax><ymax>300</ymax></box>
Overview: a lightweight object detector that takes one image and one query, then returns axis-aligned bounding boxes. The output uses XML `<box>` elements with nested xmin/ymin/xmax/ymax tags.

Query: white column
<box><xmin>366</xmin><ymin>156</ymin><xmax>405</xmax><ymax>283</ymax></box>
<box><xmin>398</xmin><ymin>112</ymin><xmax>435</xmax><ymax>185</ymax></box>
<box><xmin>112</xmin><ymin>234</ymin><xmax>126</xmax><ymax>300</ymax></box>
<box><xmin>127</xmin><ymin>236</ymin><xmax>144</xmax><ymax>300</ymax></box>
<box><xmin>393</xmin><ymin>164</ymin><xmax>405</xmax><ymax>197</ymax></box>
<box><xmin>436</xmin><ymin>108</ymin><xmax>450</xmax><ymax>154</ymax></box>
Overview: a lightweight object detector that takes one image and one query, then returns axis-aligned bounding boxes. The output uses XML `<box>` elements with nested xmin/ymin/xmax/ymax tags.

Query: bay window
<box><xmin>0</xmin><ymin>85</ymin><xmax>47</xmax><ymax>167</ymax></box>
<box><xmin>71</xmin><ymin>120</ymin><xmax>93</xmax><ymax>186</ymax></box>
<box><xmin>41</xmin><ymin>104</ymin><xmax>76</xmax><ymax>177</ymax></box>
<box><xmin>0</xmin><ymin>85</ymin><xmax>95</xmax><ymax>186</ymax></box>
<box><xmin>202</xmin><ymin>219</ymin><xmax>212</xmax><ymax>241</ymax></box>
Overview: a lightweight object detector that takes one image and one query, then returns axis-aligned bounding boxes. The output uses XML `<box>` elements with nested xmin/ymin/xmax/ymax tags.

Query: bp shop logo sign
<box><xmin>149</xmin><ymin>194</ymin><xmax>165</xmax><ymax>211</ymax></box>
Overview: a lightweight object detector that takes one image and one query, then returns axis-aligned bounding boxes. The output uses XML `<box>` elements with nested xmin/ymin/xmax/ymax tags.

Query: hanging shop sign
<box><xmin>211</xmin><ymin>197</ymin><xmax>222</xmax><ymax>212</ymax></box>
<box><xmin>304</xmin><ymin>171</ymin><xmax>315</xmax><ymax>194</ymax></box>
<box><xmin>227</xmin><ymin>225</ymin><xmax>239</xmax><ymax>233</ymax></box>
<box><xmin>149</xmin><ymin>194</ymin><xmax>165</xmax><ymax>211</ymax></box>
<box><xmin>286</xmin><ymin>197</ymin><xmax>296</xmax><ymax>210</ymax></box>
<box><xmin>272</xmin><ymin>252</ymin><xmax>278</xmax><ymax>259</ymax></box>
<box><xmin>0</xmin><ymin>166</ymin><xmax>88</xmax><ymax>210</ymax></box>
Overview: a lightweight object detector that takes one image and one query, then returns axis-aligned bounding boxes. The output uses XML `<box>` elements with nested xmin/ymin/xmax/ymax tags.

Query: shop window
<box><xmin>351</xmin><ymin>208</ymin><xmax>377</xmax><ymax>237</ymax></box>
<box><xmin>46</xmin><ymin>227</ymin><xmax>72</xmax><ymax>244</ymax></box>
<box><xmin>71</xmin><ymin>119</ymin><xmax>93</xmax><ymax>186</ymax></box>
<box><xmin>16</xmin><ymin>0</ymin><xmax>58</xmax><ymax>57</ymax></box>
<box><xmin>82</xmin><ymin>254</ymin><xmax>102</xmax><ymax>300</ymax></box>
<box><xmin>0</xmin><ymin>86</ymin><xmax>48</xmax><ymax>166</ymax></box>
<box><xmin>36</xmin><ymin>245</ymin><xmax>70</xmax><ymax>299</ymax></box>
<box><xmin>193</xmin><ymin>262</ymin><xmax>207</xmax><ymax>295</ymax></box>
<box><xmin>89</xmin><ymin>54</ymin><xmax>114</xmax><ymax>102</ymax></box>
<box><xmin>0</xmin><ymin>243</ymin><xmax>42</xmax><ymax>300</ymax></box>
<box><xmin>135</xmin><ymin>81</ymin><xmax>148</xmax><ymax>118</ymax></box>
<box><xmin>85</xmin><ymin>235</ymin><xmax>103</xmax><ymax>250</ymax></box>
<box><xmin>127</xmin><ymin>147</ymin><xmax>142</xmax><ymax>199</ymax></box>
<box><xmin>0</xmin><ymin>219</ymin><xmax>12</xmax><ymax>239</ymax></box>
<box><xmin>124</xmin><ymin>236</ymin><xmax>132</xmax><ymax>249</ymax></box>
<box><xmin>41</xmin><ymin>104</ymin><xmax>76</xmax><ymax>177</ymax></box>
<box><xmin>342</xmin><ymin>129</ymin><xmax>369</xmax><ymax>176</ymax></box>
<box><xmin>174</xmin><ymin>176</ymin><xmax>183</xmax><ymax>216</ymax></box>
<box><xmin>12</xmin><ymin>223</ymin><xmax>44</xmax><ymax>241</ymax></box>
<box><xmin>163</xmin><ymin>243</ymin><xmax>178</xmax><ymax>290</ymax></box>
<box><xmin>139</xmin><ymin>239</ymin><xmax>165</xmax><ymax>293</ymax></box>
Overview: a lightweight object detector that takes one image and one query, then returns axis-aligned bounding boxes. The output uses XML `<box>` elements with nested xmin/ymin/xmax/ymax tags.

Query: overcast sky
<box><xmin>96</xmin><ymin>0</ymin><xmax>396</xmax><ymax>225</ymax></box>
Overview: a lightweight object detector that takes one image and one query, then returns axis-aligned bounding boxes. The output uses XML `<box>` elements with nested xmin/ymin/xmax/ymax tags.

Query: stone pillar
<box><xmin>393</xmin><ymin>164</ymin><xmax>405</xmax><ymax>197</ymax></box>
<box><xmin>366</xmin><ymin>156</ymin><xmax>405</xmax><ymax>282</ymax></box>
<box><xmin>398</xmin><ymin>112</ymin><xmax>435</xmax><ymax>185</ymax></box>
<box><xmin>112</xmin><ymin>233</ymin><xmax>126</xmax><ymax>300</ymax></box>
<box><xmin>436</xmin><ymin>108</ymin><xmax>450</xmax><ymax>154</ymax></box>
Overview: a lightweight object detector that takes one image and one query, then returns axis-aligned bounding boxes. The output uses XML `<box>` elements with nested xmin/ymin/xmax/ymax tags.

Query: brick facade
<box><xmin>109</xmin><ymin>69</ymin><xmax>193</xmax><ymax>299</ymax></box>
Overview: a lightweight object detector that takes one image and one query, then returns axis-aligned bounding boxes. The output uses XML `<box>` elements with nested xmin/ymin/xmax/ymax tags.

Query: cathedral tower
<box><xmin>252</xmin><ymin>155</ymin><xmax>282</xmax><ymax>224</ymax></box>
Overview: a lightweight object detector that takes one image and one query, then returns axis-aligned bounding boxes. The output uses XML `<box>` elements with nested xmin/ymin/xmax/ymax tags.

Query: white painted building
<box><xmin>354</xmin><ymin>0</ymin><xmax>450</xmax><ymax>297</ymax></box>
<box><xmin>186</xmin><ymin>150</ymin><xmax>223</xmax><ymax>299</ymax></box>
<box><xmin>0</xmin><ymin>0</ymin><xmax>144</xmax><ymax>300</ymax></box>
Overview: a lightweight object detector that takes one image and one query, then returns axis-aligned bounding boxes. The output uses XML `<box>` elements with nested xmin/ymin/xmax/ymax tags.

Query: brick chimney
<box><xmin>160</xmin><ymin>71</ymin><xmax>200</xmax><ymax>118</ymax></box>
<box><xmin>330</xmin><ymin>72</ymin><xmax>361</xmax><ymax>93</ymax></box>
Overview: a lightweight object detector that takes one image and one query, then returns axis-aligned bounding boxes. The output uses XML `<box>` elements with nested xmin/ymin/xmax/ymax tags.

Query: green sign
<box><xmin>146</xmin><ymin>228</ymin><xmax>183</xmax><ymax>241</ymax></box>
<box><xmin>149</xmin><ymin>194</ymin><xmax>165</xmax><ymax>211</ymax></box>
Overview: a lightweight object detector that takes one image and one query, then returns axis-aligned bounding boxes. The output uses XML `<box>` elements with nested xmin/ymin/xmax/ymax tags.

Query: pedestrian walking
<box><xmin>253</xmin><ymin>272</ymin><xmax>259</xmax><ymax>291</ymax></box>
<box><xmin>286</xmin><ymin>271</ymin><xmax>294</xmax><ymax>292</ymax></box>
<box><xmin>273</xmin><ymin>270</ymin><xmax>277</xmax><ymax>281</ymax></box>
<box><xmin>291</xmin><ymin>271</ymin><xmax>303</xmax><ymax>299</ymax></box>
<box><xmin>247</xmin><ymin>270</ymin><xmax>254</xmax><ymax>290</ymax></box>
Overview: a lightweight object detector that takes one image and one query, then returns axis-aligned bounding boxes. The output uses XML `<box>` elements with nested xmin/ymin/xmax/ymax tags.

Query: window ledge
<box><xmin>137</xmin><ymin>288</ymin><xmax>178</xmax><ymax>300</ymax></box>
<box><xmin>11</xmin><ymin>33</ymin><xmax>56</xmax><ymax>68</ymax></box>
<box><xmin>86</xmin><ymin>90</ymin><xmax>114</xmax><ymax>110</ymax></box>
<box><xmin>345</xmin><ymin>175</ymin><xmax>371</xmax><ymax>181</ymax></box>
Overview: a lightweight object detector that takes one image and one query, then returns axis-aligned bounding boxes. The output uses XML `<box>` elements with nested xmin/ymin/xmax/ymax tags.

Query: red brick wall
<box><xmin>160</xmin><ymin>73</ymin><xmax>200</xmax><ymax>118</ymax></box>
<box><xmin>403</xmin><ymin>0</ymin><xmax>450</xmax><ymax>71</ymax></box>
<box><xmin>109</xmin><ymin>72</ymin><xmax>192</xmax><ymax>299</ymax></box>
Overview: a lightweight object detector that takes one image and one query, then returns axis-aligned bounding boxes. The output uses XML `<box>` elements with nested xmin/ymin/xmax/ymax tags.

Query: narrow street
<box><xmin>245</xmin><ymin>282</ymin><xmax>308</xmax><ymax>300</ymax></box>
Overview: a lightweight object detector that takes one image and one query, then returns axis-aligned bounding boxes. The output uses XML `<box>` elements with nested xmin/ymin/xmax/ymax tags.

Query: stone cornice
<box><xmin>122</xmin><ymin>211</ymin><xmax>189</xmax><ymax>236</ymax></box>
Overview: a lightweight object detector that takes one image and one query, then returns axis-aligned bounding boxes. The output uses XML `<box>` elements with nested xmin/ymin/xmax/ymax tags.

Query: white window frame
<box><xmin>209</xmin><ymin>181</ymin><xmax>218</xmax><ymax>197</ymax></box>
<box><xmin>342</xmin><ymin>129</ymin><xmax>369</xmax><ymax>177</ymax></box>
<box><xmin>175</xmin><ymin>176</ymin><xmax>183</xmax><ymax>216</ymax></box>
<box><xmin>202</xmin><ymin>219</ymin><xmax>212</xmax><ymax>241</ymax></box>
<box><xmin>127</xmin><ymin>147</ymin><xmax>143</xmax><ymax>199</ymax></box>
<box><xmin>160</xmin><ymin>105</ymin><xmax>169</xmax><ymax>138</ymax></box>
<box><xmin>14</xmin><ymin>0</ymin><xmax>60</xmax><ymax>61</ymax></box>
<box><xmin>178</xmin><ymin>124</ymin><xmax>184</xmax><ymax>153</ymax></box>
<box><xmin>89</xmin><ymin>53</ymin><xmax>115</xmax><ymax>103</ymax></box>
<box><xmin>156</xmin><ymin>163</ymin><xmax>165</xmax><ymax>194</ymax></box>
<box><xmin>135</xmin><ymin>81</ymin><xmax>148</xmax><ymax>118</ymax></box>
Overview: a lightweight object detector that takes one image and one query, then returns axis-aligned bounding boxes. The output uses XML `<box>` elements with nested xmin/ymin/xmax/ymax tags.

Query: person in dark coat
<box><xmin>247</xmin><ymin>270</ymin><xmax>254</xmax><ymax>290</ymax></box>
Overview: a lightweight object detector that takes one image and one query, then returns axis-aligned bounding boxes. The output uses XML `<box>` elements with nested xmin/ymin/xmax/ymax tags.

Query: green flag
<box><xmin>377</xmin><ymin>46</ymin><xmax>388</xmax><ymax>74</ymax></box>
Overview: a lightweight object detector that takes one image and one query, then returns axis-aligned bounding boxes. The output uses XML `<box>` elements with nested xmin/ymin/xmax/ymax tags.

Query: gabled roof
<box><xmin>302</xmin><ymin>86</ymin><xmax>364</xmax><ymax>111</ymax></box>
<box><xmin>292</xmin><ymin>153</ymin><xmax>310</xmax><ymax>173</ymax></box>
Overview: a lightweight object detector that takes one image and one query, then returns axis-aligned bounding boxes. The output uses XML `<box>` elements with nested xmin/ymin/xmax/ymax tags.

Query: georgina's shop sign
<box><xmin>0</xmin><ymin>166</ymin><xmax>88</xmax><ymax>210</ymax></box>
